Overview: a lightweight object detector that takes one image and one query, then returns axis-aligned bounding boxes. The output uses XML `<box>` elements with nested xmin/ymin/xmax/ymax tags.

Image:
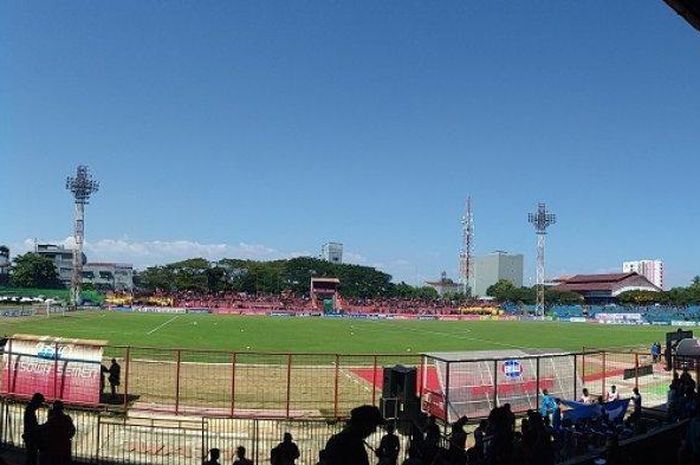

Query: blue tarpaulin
<box><xmin>560</xmin><ymin>398</ymin><xmax>630</xmax><ymax>422</ymax></box>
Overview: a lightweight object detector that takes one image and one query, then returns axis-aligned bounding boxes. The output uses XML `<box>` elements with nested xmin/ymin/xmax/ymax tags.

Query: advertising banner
<box><xmin>595</xmin><ymin>313</ymin><xmax>644</xmax><ymax>325</ymax></box>
<box><xmin>671</xmin><ymin>320</ymin><xmax>698</xmax><ymax>327</ymax></box>
<box><xmin>134</xmin><ymin>306</ymin><xmax>187</xmax><ymax>314</ymax></box>
<box><xmin>0</xmin><ymin>308</ymin><xmax>37</xmax><ymax>318</ymax></box>
<box><xmin>1</xmin><ymin>334</ymin><xmax>105</xmax><ymax>405</ymax></box>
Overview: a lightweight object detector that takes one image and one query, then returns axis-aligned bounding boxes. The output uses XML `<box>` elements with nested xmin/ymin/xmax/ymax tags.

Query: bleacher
<box><xmin>501</xmin><ymin>303</ymin><xmax>700</xmax><ymax>324</ymax></box>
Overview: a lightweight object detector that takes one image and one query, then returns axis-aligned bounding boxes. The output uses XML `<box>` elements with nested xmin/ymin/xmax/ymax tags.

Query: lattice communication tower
<box><xmin>459</xmin><ymin>196</ymin><xmax>474</xmax><ymax>296</ymax></box>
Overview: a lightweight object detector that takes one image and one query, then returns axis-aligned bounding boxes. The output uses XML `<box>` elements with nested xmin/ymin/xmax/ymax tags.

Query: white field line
<box><xmin>339</xmin><ymin>366</ymin><xmax>373</xmax><ymax>393</ymax></box>
<box><xmin>146</xmin><ymin>315</ymin><xmax>181</xmax><ymax>335</ymax></box>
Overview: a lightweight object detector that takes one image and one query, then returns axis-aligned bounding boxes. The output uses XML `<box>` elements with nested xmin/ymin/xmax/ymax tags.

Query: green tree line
<box><xmin>135</xmin><ymin>256</ymin><xmax>445</xmax><ymax>300</ymax></box>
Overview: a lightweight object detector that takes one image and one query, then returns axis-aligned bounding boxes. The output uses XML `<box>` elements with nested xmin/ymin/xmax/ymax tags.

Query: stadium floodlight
<box><xmin>528</xmin><ymin>202</ymin><xmax>556</xmax><ymax>317</ymax></box>
<box><xmin>66</xmin><ymin>165</ymin><xmax>99</xmax><ymax>308</ymax></box>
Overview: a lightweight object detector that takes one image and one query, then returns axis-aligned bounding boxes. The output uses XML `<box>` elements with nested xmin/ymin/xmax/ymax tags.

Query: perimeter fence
<box><xmin>0</xmin><ymin>397</ymin><xmax>410</xmax><ymax>465</ymax></box>
<box><xmin>0</xmin><ymin>339</ymin><xmax>422</xmax><ymax>419</ymax></box>
<box><xmin>0</xmin><ymin>338</ymin><xmax>671</xmax><ymax>421</ymax></box>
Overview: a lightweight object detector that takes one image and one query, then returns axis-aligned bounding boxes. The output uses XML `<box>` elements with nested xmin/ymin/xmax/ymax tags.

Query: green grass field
<box><xmin>1</xmin><ymin>311</ymin><xmax>677</xmax><ymax>415</ymax></box>
<box><xmin>0</xmin><ymin>310</ymin><xmax>671</xmax><ymax>353</ymax></box>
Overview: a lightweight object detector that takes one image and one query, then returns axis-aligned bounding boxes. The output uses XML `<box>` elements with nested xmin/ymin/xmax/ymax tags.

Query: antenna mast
<box><xmin>459</xmin><ymin>196</ymin><xmax>474</xmax><ymax>296</ymax></box>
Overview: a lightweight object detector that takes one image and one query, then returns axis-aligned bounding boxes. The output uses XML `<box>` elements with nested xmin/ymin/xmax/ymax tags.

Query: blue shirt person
<box><xmin>540</xmin><ymin>389</ymin><xmax>557</xmax><ymax>418</ymax></box>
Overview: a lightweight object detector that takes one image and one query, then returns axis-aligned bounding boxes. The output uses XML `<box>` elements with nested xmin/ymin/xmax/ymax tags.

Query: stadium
<box><xmin>0</xmin><ymin>294</ymin><xmax>695</xmax><ymax>464</ymax></box>
<box><xmin>4</xmin><ymin>2</ymin><xmax>700</xmax><ymax>465</ymax></box>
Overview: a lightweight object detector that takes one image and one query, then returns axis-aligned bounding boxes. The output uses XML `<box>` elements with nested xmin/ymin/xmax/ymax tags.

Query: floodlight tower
<box><xmin>459</xmin><ymin>196</ymin><xmax>474</xmax><ymax>296</ymax></box>
<box><xmin>528</xmin><ymin>202</ymin><xmax>556</xmax><ymax>316</ymax></box>
<box><xmin>66</xmin><ymin>165</ymin><xmax>99</xmax><ymax>308</ymax></box>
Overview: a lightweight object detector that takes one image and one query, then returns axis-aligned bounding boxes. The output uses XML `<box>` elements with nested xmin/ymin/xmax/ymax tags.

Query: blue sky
<box><xmin>1</xmin><ymin>2</ymin><xmax>699</xmax><ymax>287</ymax></box>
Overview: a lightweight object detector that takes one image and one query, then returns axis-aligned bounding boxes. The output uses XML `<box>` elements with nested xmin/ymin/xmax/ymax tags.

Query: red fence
<box><xmin>0</xmin><ymin>340</ymin><xmax>674</xmax><ymax>421</ymax></box>
<box><xmin>0</xmin><ymin>339</ymin><xmax>421</xmax><ymax>419</ymax></box>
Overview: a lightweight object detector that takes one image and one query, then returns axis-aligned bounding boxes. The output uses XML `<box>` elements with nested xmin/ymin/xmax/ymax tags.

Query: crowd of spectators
<box><xmin>16</xmin><ymin>380</ymin><xmax>694</xmax><ymax>465</ymax></box>
<box><xmin>134</xmin><ymin>290</ymin><xmax>478</xmax><ymax>315</ymax></box>
<box><xmin>198</xmin><ymin>385</ymin><xmax>655</xmax><ymax>465</ymax></box>
<box><xmin>343</xmin><ymin>298</ymin><xmax>466</xmax><ymax>316</ymax></box>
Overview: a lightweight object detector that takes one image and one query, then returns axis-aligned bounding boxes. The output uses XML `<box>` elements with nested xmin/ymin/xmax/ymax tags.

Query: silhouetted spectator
<box><xmin>43</xmin><ymin>401</ymin><xmax>76</xmax><ymax>465</ymax></box>
<box><xmin>377</xmin><ymin>423</ymin><xmax>400</xmax><ymax>465</ymax></box>
<box><xmin>443</xmin><ymin>416</ymin><xmax>468</xmax><ymax>465</ymax></box>
<box><xmin>473</xmin><ymin>419</ymin><xmax>487</xmax><ymax>456</ymax></box>
<box><xmin>272</xmin><ymin>432</ymin><xmax>300</xmax><ymax>465</ymax></box>
<box><xmin>401</xmin><ymin>445</ymin><xmax>422</xmax><ymax>465</ymax></box>
<box><xmin>681</xmin><ymin>403</ymin><xmax>700</xmax><ymax>464</ymax></box>
<box><xmin>630</xmin><ymin>387</ymin><xmax>642</xmax><ymax>423</ymax></box>
<box><xmin>232</xmin><ymin>446</ymin><xmax>252</xmax><ymax>465</ymax></box>
<box><xmin>502</xmin><ymin>403</ymin><xmax>516</xmax><ymax>432</ymax></box>
<box><xmin>424</xmin><ymin>416</ymin><xmax>440</xmax><ymax>448</ymax></box>
<box><xmin>324</xmin><ymin>405</ymin><xmax>384</xmax><ymax>465</ymax></box>
<box><xmin>108</xmin><ymin>359</ymin><xmax>121</xmax><ymax>399</ymax></box>
<box><xmin>681</xmin><ymin>367</ymin><xmax>697</xmax><ymax>394</ymax></box>
<box><xmin>23</xmin><ymin>392</ymin><xmax>45</xmax><ymax>465</ymax></box>
<box><xmin>551</xmin><ymin>399</ymin><xmax>562</xmax><ymax>431</ymax></box>
<box><xmin>203</xmin><ymin>448</ymin><xmax>221</xmax><ymax>465</ymax></box>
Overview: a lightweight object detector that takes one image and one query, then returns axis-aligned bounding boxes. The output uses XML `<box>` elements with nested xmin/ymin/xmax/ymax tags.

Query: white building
<box><xmin>83</xmin><ymin>262</ymin><xmax>134</xmax><ymax>292</ymax></box>
<box><xmin>472</xmin><ymin>251</ymin><xmax>524</xmax><ymax>297</ymax></box>
<box><xmin>35</xmin><ymin>243</ymin><xmax>81</xmax><ymax>287</ymax></box>
<box><xmin>34</xmin><ymin>243</ymin><xmax>133</xmax><ymax>291</ymax></box>
<box><xmin>622</xmin><ymin>260</ymin><xmax>664</xmax><ymax>290</ymax></box>
<box><xmin>320</xmin><ymin>242</ymin><xmax>343</xmax><ymax>264</ymax></box>
<box><xmin>0</xmin><ymin>245</ymin><xmax>10</xmax><ymax>281</ymax></box>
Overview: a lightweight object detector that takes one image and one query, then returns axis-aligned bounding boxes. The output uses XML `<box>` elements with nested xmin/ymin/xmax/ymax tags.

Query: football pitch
<box><xmin>0</xmin><ymin>311</ymin><xmax>675</xmax><ymax>416</ymax></box>
<box><xmin>0</xmin><ymin>310</ymin><xmax>669</xmax><ymax>353</ymax></box>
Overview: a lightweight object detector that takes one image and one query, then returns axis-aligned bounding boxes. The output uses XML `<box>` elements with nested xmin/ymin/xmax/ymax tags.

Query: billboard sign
<box><xmin>1</xmin><ymin>335</ymin><xmax>105</xmax><ymax>405</ymax></box>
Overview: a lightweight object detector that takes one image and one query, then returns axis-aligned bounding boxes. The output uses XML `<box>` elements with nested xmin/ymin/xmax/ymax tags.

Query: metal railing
<box><xmin>0</xmin><ymin>339</ymin><xmax>421</xmax><ymax>419</ymax></box>
<box><xmin>0</xmin><ymin>398</ymin><xmax>411</xmax><ymax>465</ymax></box>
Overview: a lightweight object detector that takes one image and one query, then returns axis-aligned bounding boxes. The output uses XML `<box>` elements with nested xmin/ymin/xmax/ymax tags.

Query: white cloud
<box><xmin>11</xmin><ymin>237</ymin><xmax>426</xmax><ymax>283</ymax></box>
<box><xmin>14</xmin><ymin>237</ymin><xmax>310</xmax><ymax>269</ymax></box>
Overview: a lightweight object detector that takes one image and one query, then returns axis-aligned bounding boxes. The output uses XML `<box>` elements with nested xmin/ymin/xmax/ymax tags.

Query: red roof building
<box><xmin>553</xmin><ymin>272</ymin><xmax>661</xmax><ymax>304</ymax></box>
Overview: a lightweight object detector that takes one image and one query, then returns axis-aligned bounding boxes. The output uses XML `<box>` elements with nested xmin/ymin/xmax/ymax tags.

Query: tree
<box><xmin>617</xmin><ymin>290</ymin><xmax>669</xmax><ymax>306</ymax></box>
<box><xmin>10</xmin><ymin>253</ymin><xmax>63</xmax><ymax>289</ymax></box>
<box><xmin>545</xmin><ymin>289</ymin><xmax>584</xmax><ymax>305</ymax></box>
<box><xmin>486</xmin><ymin>280</ymin><xmax>517</xmax><ymax>301</ymax></box>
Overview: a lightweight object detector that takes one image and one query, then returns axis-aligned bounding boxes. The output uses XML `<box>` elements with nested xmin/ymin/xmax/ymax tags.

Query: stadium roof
<box><xmin>664</xmin><ymin>0</ymin><xmax>700</xmax><ymax>32</ymax></box>
<box><xmin>553</xmin><ymin>272</ymin><xmax>661</xmax><ymax>294</ymax></box>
